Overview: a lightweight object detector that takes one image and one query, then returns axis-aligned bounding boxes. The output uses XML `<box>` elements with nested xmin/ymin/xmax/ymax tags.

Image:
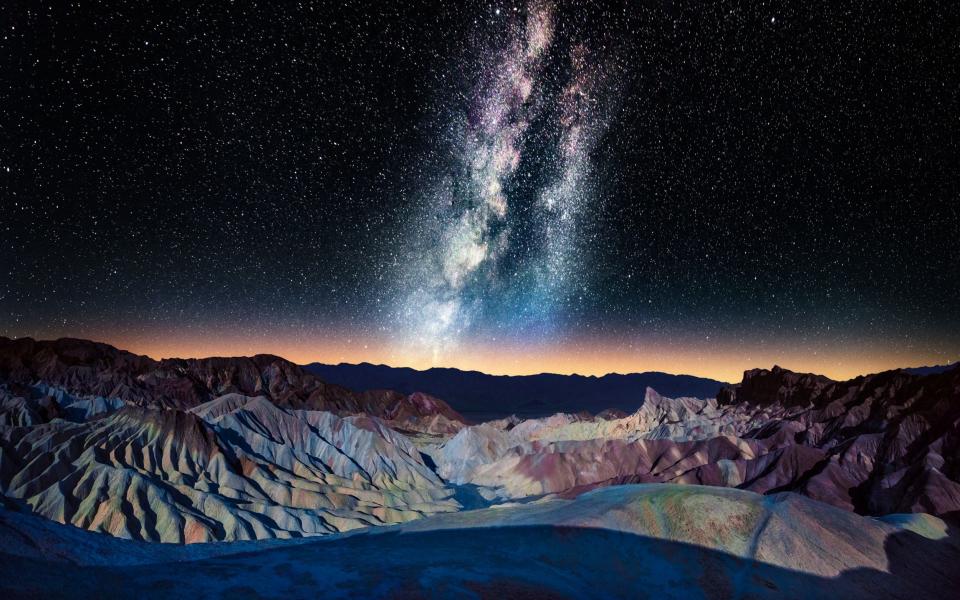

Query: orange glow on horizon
<box><xmin>65</xmin><ymin>328</ymin><xmax>958</xmax><ymax>384</ymax></box>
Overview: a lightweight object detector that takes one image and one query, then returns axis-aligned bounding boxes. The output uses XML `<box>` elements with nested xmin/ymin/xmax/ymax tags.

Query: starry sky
<box><xmin>3</xmin><ymin>1</ymin><xmax>959</xmax><ymax>381</ymax></box>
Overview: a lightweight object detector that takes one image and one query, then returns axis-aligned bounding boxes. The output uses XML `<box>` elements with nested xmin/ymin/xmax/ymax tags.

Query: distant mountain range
<box><xmin>304</xmin><ymin>362</ymin><xmax>730</xmax><ymax>421</ymax></box>
<box><xmin>901</xmin><ymin>362</ymin><xmax>960</xmax><ymax>376</ymax></box>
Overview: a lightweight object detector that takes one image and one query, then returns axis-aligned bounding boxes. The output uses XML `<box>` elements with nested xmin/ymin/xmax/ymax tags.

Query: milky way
<box><xmin>395</xmin><ymin>1</ymin><xmax>625</xmax><ymax>363</ymax></box>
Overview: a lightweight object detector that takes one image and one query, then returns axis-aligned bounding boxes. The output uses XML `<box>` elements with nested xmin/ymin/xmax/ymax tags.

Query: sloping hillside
<box><xmin>1</xmin><ymin>485</ymin><xmax>957</xmax><ymax>599</ymax></box>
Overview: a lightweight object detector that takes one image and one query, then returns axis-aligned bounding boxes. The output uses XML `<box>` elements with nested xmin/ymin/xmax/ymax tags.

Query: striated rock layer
<box><xmin>0</xmin><ymin>393</ymin><xmax>459</xmax><ymax>542</ymax></box>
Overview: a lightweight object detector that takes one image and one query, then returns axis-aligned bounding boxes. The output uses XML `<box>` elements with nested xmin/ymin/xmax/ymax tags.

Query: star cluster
<box><xmin>2</xmin><ymin>1</ymin><xmax>958</xmax><ymax>380</ymax></box>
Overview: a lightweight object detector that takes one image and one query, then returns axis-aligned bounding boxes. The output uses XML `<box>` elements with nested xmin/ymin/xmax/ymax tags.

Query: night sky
<box><xmin>3</xmin><ymin>1</ymin><xmax>959</xmax><ymax>380</ymax></box>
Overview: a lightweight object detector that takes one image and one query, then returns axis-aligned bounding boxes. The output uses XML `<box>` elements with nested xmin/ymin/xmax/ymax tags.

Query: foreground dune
<box><xmin>1</xmin><ymin>484</ymin><xmax>956</xmax><ymax>598</ymax></box>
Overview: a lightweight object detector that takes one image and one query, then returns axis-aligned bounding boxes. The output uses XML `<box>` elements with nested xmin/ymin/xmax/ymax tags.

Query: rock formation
<box><xmin>0</xmin><ymin>391</ymin><xmax>459</xmax><ymax>542</ymax></box>
<box><xmin>430</xmin><ymin>366</ymin><xmax>960</xmax><ymax>516</ymax></box>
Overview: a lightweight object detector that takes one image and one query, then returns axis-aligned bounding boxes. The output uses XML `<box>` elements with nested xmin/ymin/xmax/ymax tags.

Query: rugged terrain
<box><xmin>0</xmin><ymin>336</ymin><xmax>468</xmax><ymax>433</ymax></box>
<box><xmin>0</xmin><ymin>392</ymin><xmax>462</xmax><ymax>542</ymax></box>
<box><xmin>0</xmin><ymin>337</ymin><xmax>472</xmax><ymax>542</ymax></box>
<box><xmin>0</xmin><ymin>337</ymin><xmax>959</xmax><ymax>596</ymax></box>
<box><xmin>432</xmin><ymin>365</ymin><xmax>960</xmax><ymax>518</ymax></box>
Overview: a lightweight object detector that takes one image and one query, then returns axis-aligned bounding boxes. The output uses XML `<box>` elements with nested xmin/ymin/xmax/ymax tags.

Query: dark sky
<box><xmin>3</xmin><ymin>1</ymin><xmax>959</xmax><ymax>379</ymax></box>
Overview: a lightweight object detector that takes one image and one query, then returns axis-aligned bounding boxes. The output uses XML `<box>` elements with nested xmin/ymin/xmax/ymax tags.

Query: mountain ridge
<box><xmin>305</xmin><ymin>361</ymin><xmax>731</xmax><ymax>420</ymax></box>
<box><xmin>901</xmin><ymin>361</ymin><xmax>960</xmax><ymax>376</ymax></box>
<box><xmin>0</xmin><ymin>336</ymin><xmax>468</xmax><ymax>433</ymax></box>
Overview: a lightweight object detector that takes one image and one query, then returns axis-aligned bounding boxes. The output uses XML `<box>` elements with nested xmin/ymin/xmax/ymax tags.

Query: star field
<box><xmin>3</xmin><ymin>0</ymin><xmax>959</xmax><ymax>380</ymax></box>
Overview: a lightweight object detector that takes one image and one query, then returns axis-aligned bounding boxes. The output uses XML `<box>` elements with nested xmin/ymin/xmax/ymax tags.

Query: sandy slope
<box><xmin>0</xmin><ymin>484</ymin><xmax>956</xmax><ymax>598</ymax></box>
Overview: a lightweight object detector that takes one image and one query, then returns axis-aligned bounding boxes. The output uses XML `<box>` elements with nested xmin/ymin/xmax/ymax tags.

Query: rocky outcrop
<box><xmin>721</xmin><ymin>364</ymin><xmax>960</xmax><ymax>516</ymax></box>
<box><xmin>717</xmin><ymin>365</ymin><xmax>833</xmax><ymax>407</ymax></box>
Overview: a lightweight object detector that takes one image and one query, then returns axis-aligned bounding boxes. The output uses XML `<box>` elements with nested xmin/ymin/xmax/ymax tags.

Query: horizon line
<box><xmin>5</xmin><ymin>334</ymin><xmax>957</xmax><ymax>384</ymax></box>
